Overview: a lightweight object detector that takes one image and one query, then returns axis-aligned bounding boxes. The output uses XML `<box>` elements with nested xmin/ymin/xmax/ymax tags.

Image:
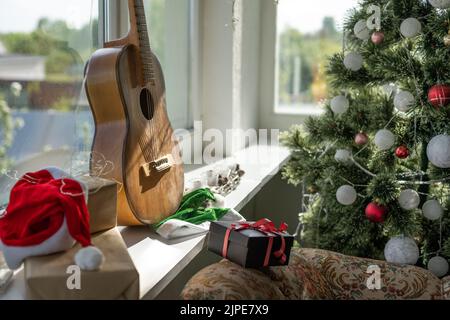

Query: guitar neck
<box><xmin>129</xmin><ymin>0</ymin><xmax>155</xmax><ymax>85</ymax></box>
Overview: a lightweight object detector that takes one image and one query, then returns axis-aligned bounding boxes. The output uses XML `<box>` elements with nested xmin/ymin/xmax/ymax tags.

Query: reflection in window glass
<box><xmin>276</xmin><ymin>0</ymin><xmax>358</xmax><ymax>113</ymax></box>
<box><xmin>144</xmin><ymin>0</ymin><xmax>190</xmax><ymax>130</ymax></box>
<box><xmin>0</xmin><ymin>0</ymin><xmax>99</xmax><ymax>204</ymax></box>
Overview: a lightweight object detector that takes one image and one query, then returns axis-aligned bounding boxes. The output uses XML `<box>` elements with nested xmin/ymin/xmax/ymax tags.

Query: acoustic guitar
<box><xmin>85</xmin><ymin>0</ymin><xmax>184</xmax><ymax>225</ymax></box>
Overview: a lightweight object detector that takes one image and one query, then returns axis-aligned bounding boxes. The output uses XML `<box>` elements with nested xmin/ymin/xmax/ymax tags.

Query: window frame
<box><xmin>273</xmin><ymin>1</ymin><xmax>326</xmax><ymax>117</ymax></box>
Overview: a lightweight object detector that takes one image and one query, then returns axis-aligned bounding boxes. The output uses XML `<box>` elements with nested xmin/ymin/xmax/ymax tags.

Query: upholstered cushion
<box><xmin>443</xmin><ymin>276</ymin><xmax>450</xmax><ymax>300</ymax></box>
<box><xmin>181</xmin><ymin>249</ymin><xmax>333</xmax><ymax>300</ymax></box>
<box><xmin>182</xmin><ymin>247</ymin><xmax>445</xmax><ymax>300</ymax></box>
<box><xmin>301</xmin><ymin>249</ymin><xmax>443</xmax><ymax>300</ymax></box>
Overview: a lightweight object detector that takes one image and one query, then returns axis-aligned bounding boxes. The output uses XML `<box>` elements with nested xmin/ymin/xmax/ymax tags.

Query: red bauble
<box><xmin>428</xmin><ymin>84</ymin><xmax>450</xmax><ymax>108</ymax></box>
<box><xmin>371</xmin><ymin>31</ymin><xmax>385</xmax><ymax>45</ymax></box>
<box><xmin>365</xmin><ymin>202</ymin><xmax>388</xmax><ymax>223</ymax></box>
<box><xmin>355</xmin><ymin>132</ymin><xmax>369</xmax><ymax>145</ymax></box>
<box><xmin>395</xmin><ymin>145</ymin><xmax>409</xmax><ymax>159</ymax></box>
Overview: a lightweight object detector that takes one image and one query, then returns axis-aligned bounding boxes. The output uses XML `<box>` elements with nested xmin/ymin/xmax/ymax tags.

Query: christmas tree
<box><xmin>281</xmin><ymin>0</ymin><xmax>450</xmax><ymax>277</ymax></box>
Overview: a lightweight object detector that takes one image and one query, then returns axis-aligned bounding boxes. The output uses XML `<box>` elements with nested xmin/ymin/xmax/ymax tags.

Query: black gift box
<box><xmin>208</xmin><ymin>220</ymin><xmax>294</xmax><ymax>268</ymax></box>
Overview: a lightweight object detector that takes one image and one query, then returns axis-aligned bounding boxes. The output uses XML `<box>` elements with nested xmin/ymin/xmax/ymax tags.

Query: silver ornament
<box><xmin>384</xmin><ymin>236</ymin><xmax>419</xmax><ymax>265</ymax></box>
<box><xmin>354</xmin><ymin>19</ymin><xmax>371</xmax><ymax>40</ymax></box>
<box><xmin>336</xmin><ymin>185</ymin><xmax>357</xmax><ymax>206</ymax></box>
<box><xmin>400</xmin><ymin>18</ymin><xmax>422</xmax><ymax>38</ymax></box>
<box><xmin>374</xmin><ymin>129</ymin><xmax>395</xmax><ymax>150</ymax></box>
<box><xmin>427</xmin><ymin>256</ymin><xmax>449</xmax><ymax>278</ymax></box>
<box><xmin>394</xmin><ymin>90</ymin><xmax>415</xmax><ymax>112</ymax></box>
<box><xmin>343</xmin><ymin>52</ymin><xmax>363</xmax><ymax>71</ymax></box>
<box><xmin>334</xmin><ymin>149</ymin><xmax>352</xmax><ymax>164</ymax></box>
<box><xmin>422</xmin><ymin>199</ymin><xmax>443</xmax><ymax>221</ymax></box>
<box><xmin>330</xmin><ymin>95</ymin><xmax>349</xmax><ymax>115</ymax></box>
<box><xmin>398</xmin><ymin>189</ymin><xmax>420</xmax><ymax>210</ymax></box>
<box><xmin>428</xmin><ymin>0</ymin><xmax>450</xmax><ymax>9</ymax></box>
<box><xmin>426</xmin><ymin>135</ymin><xmax>450</xmax><ymax>168</ymax></box>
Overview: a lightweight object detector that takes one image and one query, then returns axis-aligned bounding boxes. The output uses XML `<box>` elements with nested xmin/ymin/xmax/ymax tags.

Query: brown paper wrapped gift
<box><xmin>79</xmin><ymin>176</ymin><xmax>118</xmax><ymax>234</ymax></box>
<box><xmin>24</xmin><ymin>228</ymin><xmax>139</xmax><ymax>300</ymax></box>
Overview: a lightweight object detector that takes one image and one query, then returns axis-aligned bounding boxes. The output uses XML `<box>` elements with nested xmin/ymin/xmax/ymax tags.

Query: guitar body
<box><xmin>85</xmin><ymin>1</ymin><xmax>184</xmax><ymax>225</ymax></box>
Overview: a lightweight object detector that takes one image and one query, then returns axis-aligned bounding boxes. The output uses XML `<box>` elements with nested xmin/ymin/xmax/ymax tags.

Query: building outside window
<box><xmin>275</xmin><ymin>0</ymin><xmax>358</xmax><ymax>114</ymax></box>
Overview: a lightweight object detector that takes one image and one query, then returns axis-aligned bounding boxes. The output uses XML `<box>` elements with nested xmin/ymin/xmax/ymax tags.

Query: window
<box><xmin>115</xmin><ymin>0</ymin><xmax>193</xmax><ymax>130</ymax></box>
<box><xmin>0</xmin><ymin>0</ymin><xmax>100</xmax><ymax>204</ymax></box>
<box><xmin>0</xmin><ymin>0</ymin><xmax>195</xmax><ymax>204</ymax></box>
<box><xmin>275</xmin><ymin>0</ymin><xmax>358</xmax><ymax>114</ymax></box>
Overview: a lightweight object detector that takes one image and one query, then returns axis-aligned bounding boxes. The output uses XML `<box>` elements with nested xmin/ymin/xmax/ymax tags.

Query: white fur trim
<box><xmin>212</xmin><ymin>194</ymin><xmax>226</xmax><ymax>208</ymax></box>
<box><xmin>74</xmin><ymin>246</ymin><xmax>104</xmax><ymax>271</ymax></box>
<box><xmin>0</xmin><ymin>217</ymin><xmax>75</xmax><ymax>270</ymax></box>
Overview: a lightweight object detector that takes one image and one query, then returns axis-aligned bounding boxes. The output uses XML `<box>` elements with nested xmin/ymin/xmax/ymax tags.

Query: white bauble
<box><xmin>426</xmin><ymin>135</ymin><xmax>450</xmax><ymax>168</ymax></box>
<box><xmin>74</xmin><ymin>246</ymin><xmax>104</xmax><ymax>271</ymax></box>
<box><xmin>336</xmin><ymin>185</ymin><xmax>357</xmax><ymax>206</ymax></box>
<box><xmin>343</xmin><ymin>52</ymin><xmax>363</xmax><ymax>71</ymax></box>
<box><xmin>374</xmin><ymin>129</ymin><xmax>395</xmax><ymax>150</ymax></box>
<box><xmin>398</xmin><ymin>189</ymin><xmax>420</xmax><ymax>210</ymax></box>
<box><xmin>330</xmin><ymin>95</ymin><xmax>349</xmax><ymax>115</ymax></box>
<box><xmin>384</xmin><ymin>236</ymin><xmax>420</xmax><ymax>265</ymax></box>
<box><xmin>394</xmin><ymin>90</ymin><xmax>415</xmax><ymax>112</ymax></box>
<box><xmin>400</xmin><ymin>18</ymin><xmax>422</xmax><ymax>38</ymax></box>
<box><xmin>334</xmin><ymin>149</ymin><xmax>352</xmax><ymax>164</ymax></box>
<box><xmin>428</xmin><ymin>0</ymin><xmax>450</xmax><ymax>9</ymax></box>
<box><xmin>422</xmin><ymin>200</ymin><xmax>443</xmax><ymax>221</ymax></box>
<box><xmin>354</xmin><ymin>19</ymin><xmax>371</xmax><ymax>40</ymax></box>
<box><xmin>427</xmin><ymin>256</ymin><xmax>449</xmax><ymax>278</ymax></box>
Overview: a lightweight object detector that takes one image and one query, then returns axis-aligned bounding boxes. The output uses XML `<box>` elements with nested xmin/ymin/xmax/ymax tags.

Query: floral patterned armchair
<box><xmin>181</xmin><ymin>248</ymin><xmax>450</xmax><ymax>300</ymax></box>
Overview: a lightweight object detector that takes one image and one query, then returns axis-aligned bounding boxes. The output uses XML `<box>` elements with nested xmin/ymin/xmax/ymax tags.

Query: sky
<box><xmin>0</xmin><ymin>0</ymin><xmax>359</xmax><ymax>34</ymax></box>
<box><xmin>277</xmin><ymin>0</ymin><xmax>360</xmax><ymax>34</ymax></box>
<box><xmin>0</xmin><ymin>0</ymin><xmax>98</xmax><ymax>33</ymax></box>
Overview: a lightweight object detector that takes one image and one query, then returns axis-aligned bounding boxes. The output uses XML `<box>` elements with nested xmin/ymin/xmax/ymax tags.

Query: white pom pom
<box><xmin>343</xmin><ymin>52</ymin><xmax>363</xmax><ymax>71</ymax></box>
<box><xmin>427</xmin><ymin>256</ymin><xmax>449</xmax><ymax>278</ymax></box>
<box><xmin>334</xmin><ymin>149</ymin><xmax>352</xmax><ymax>164</ymax></box>
<box><xmin>336</xmin><ymin>185</ymin><xmax>357</xmax><ymax>206</ymax></box>
<box><xmin>75</xmin><ymin>246</ymin><xmax>104</xmax><ymax>271</ymax></box>
<box><xmin>394</xmin><ymin>90</ymin><xmax>415</xmax><ymax>112</ymax></box>
<box><xmin>330</xmin><ymin>95</ymin><xmax>349</xmax><ymax>115</ymax></box>
<box><xmin>374</xmin><ymin>129</ymin><xmax>395</xmax><ymax>150</ymax></box>
<box><xmin>428</xmin><ymin>0</ymin><xmax>450</xmax><ymax>9</ymax></box>
<box><xmin>422</xmin><ymin>199</ymin><xmax>443</xmax><ymax>221</ymax></box>
<box><xmin>400</xmin><ymin>18</ymin><xmax>421</xmax><ymax>38</ymax></box>
<box><xmin>398</xmin><ymin>189</ymin><xmax>420</xmax><ymax>210</ymax></box>
<box><xmin>354</xmin><ymin>19</ymin><xmax>370</xmax><ymax>40</ymax></box>
<box><xmin>384</xmin><ymin>236</ymin><xmax>419</xmax><ymax>265</ymax></box>
<box><xmin>426</xmin><ymin>135</ymin><xmax>450</xmax><ymax>168</ymax></box>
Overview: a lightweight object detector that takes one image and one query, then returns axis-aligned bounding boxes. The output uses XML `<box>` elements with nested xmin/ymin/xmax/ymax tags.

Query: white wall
<box><xmin>200</xmin><ymin>0</ymin><xmax>309</xmax><ymax>139</ymax></box>
<box><xmin>241</xmin><ymin>0</ymin><xmax>261</xmax><ymax>133</ymax></box>
<box><xmin>200</xmin><ymin>0</ymin><xmax>263</xmax><ymax>155</ymax></box>
<box><xmin>200</xmin><ymin>0</ymin><xmax>234</xmax><ymax>136</ymax></box>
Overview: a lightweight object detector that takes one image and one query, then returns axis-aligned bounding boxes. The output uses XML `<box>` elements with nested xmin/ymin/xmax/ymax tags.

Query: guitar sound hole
<box><xmin>140</xmin><ymin>88</ymin><xmax>154</xmax><ymax>120</ymax></box>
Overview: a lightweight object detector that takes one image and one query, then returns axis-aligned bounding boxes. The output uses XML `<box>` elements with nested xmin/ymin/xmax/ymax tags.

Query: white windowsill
<box><xmin>275</xmin><ymin>104</ymin><xmax>325</xmax><ymax>116</ymax></box>
<box><xmin>0</xmin><ymin>144</ymin><xmax>291</xmax><ymax>300</ymax></box>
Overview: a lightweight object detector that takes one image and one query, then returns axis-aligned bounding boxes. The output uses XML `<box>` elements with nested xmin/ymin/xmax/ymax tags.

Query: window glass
<box><xmin>144</xmin><ymin>0</ymin><xmax>191</xmax><ymax>129</ymax></box>
<box><xmin>276</xmin><ymin>0</ymin><xmax>358</xmax><ymax>113</ymax></box>
<box><xmin>0</xmin><ymin>0</ymin><xmax>99</xmax><ymax>204</ymax></box>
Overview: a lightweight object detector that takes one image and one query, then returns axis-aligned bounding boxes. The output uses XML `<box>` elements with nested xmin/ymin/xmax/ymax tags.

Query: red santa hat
<box><xmin>0</xmin><ymin>167</ymin><xmax>104</xmax><ymax>271</ymax></box>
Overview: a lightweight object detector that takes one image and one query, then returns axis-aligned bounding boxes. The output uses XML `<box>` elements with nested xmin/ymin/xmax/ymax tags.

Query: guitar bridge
<box><xmin>141</xmin><ymin>154</ymin><xmax>174</xmax><ymax>176</ymax></box>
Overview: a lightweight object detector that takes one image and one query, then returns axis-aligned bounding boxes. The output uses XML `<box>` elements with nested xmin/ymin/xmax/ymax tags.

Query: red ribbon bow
<box><xmin>221</xmin><ymin>218</ymin><xmax>288</xmax><ymax>267</ymax></box>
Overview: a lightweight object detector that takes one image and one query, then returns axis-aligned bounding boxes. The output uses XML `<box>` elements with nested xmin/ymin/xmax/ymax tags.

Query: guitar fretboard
<box><xmin>133</xmin><ymin>0</ymin><xmax>156</xmax><ymax>85</ymax></box>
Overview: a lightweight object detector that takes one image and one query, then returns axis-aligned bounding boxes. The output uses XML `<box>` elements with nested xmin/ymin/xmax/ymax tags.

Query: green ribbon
<box><xmin>154</xmin><ymin>188</ymin><xmax>230</xmax><ymax>229</ymax></box>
